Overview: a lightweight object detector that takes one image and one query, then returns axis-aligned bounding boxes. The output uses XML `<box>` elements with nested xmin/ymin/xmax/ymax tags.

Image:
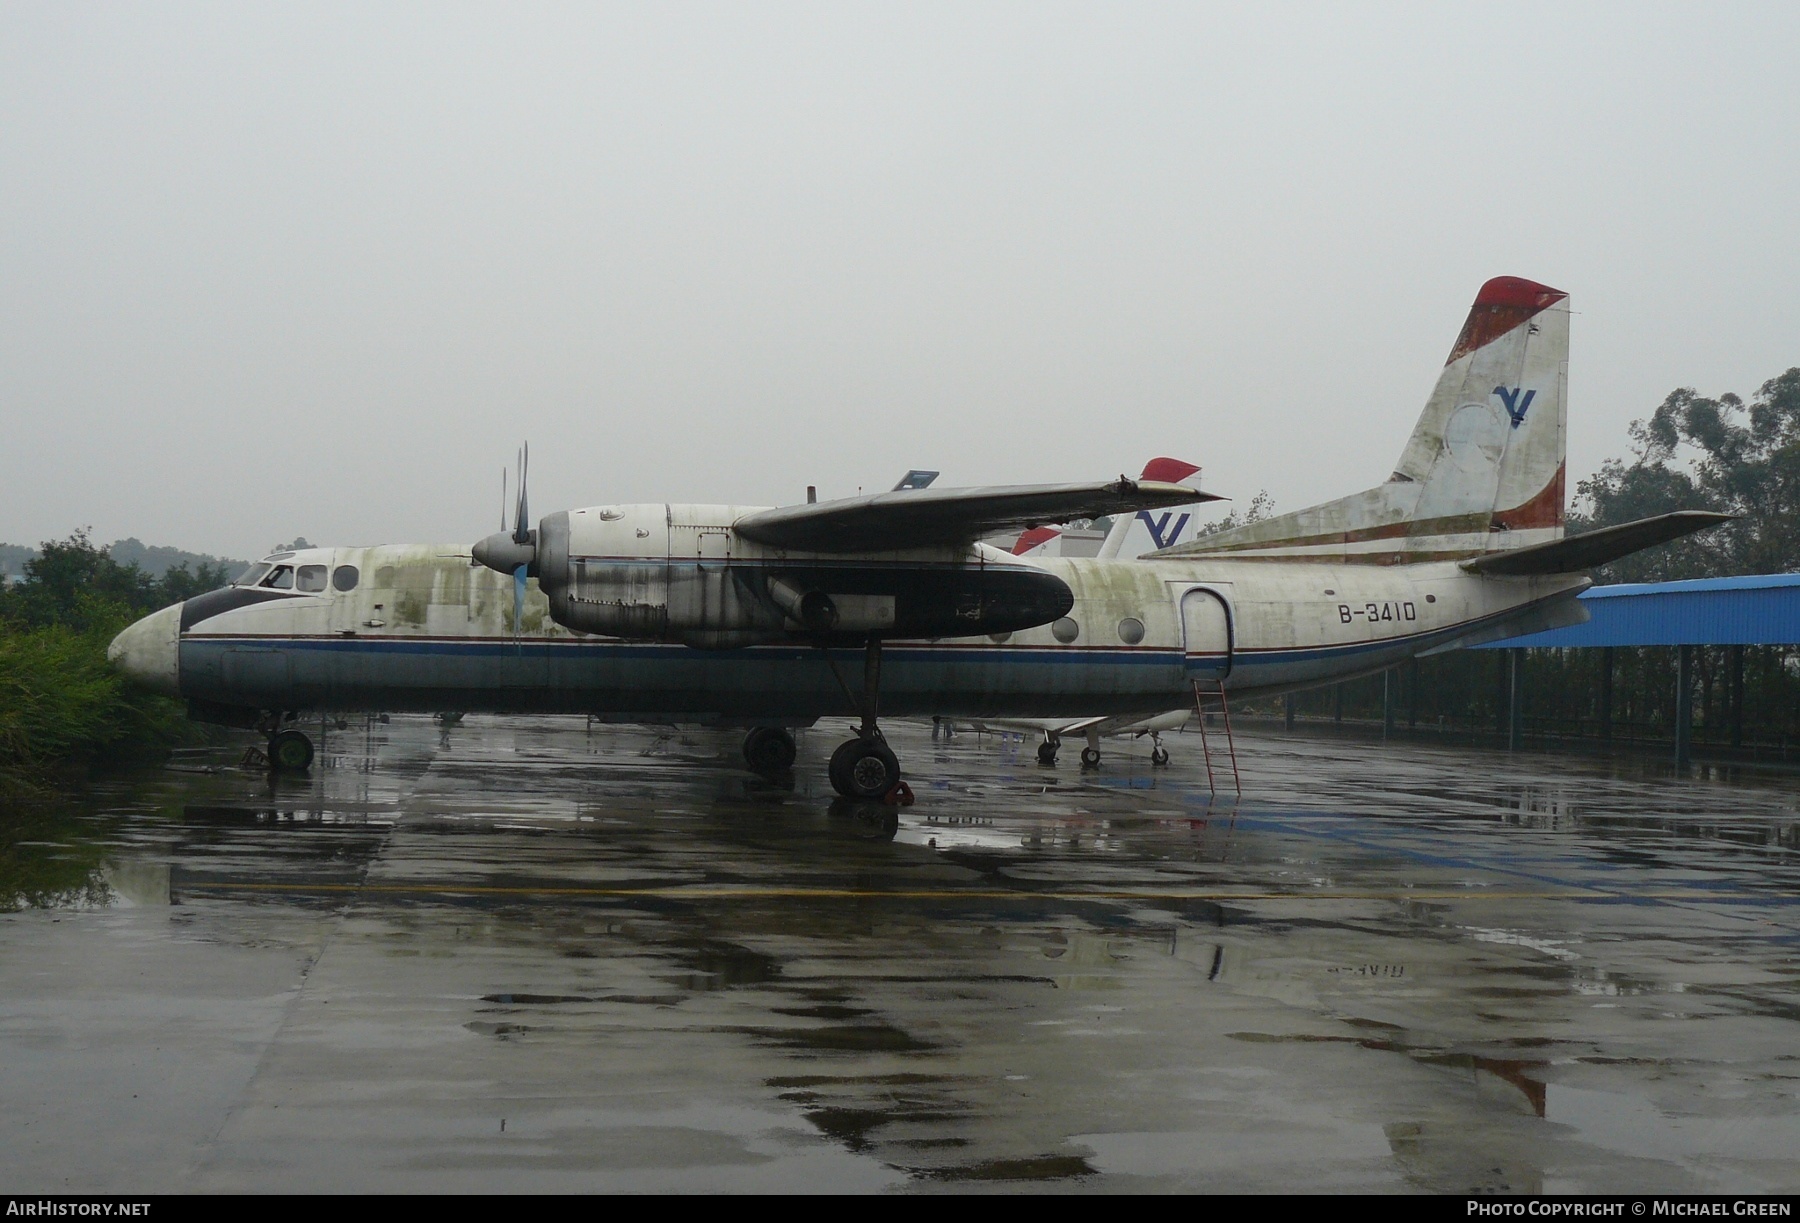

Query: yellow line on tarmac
<box><xmin>175</xmin><ymin>881</ymin><xmax>1640</xmax><ymax>902</ymax></box>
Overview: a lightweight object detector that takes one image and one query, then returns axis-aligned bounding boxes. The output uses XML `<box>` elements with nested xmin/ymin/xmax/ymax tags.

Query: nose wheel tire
<box><xmin>268</xmin><ymin>729</ymin><xmax>315</xmax><ymax>773</ymax></box>
<box><xmin>1151</xmin><ymin>746</ymin><xmax>1170</xmax><ymax>767</ymax></box>
<box><xmin>829</xmin><ymin>737</ymin><xmax>900</xmax><ymax>800</ymax></box>
<box><xmin>743</xmin><ymin>726</ymin><xmax>798</xmax><ymax>772</ymax></box>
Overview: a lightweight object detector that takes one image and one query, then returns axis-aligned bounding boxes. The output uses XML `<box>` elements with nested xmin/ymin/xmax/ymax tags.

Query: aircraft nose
<box><xmin>107</xmin><ymin>603</ymin><xmax>182</xmax><ymax>697</ymax></box>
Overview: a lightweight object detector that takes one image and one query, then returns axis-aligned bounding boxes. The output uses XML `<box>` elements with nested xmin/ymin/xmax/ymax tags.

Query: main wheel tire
<box><xmin>1036</xmin><ymin>741</ymin><xmax>1058</xmax><ymax>766</ymax></box>
<box><xmin>829</xmin><ymin>738</ymin><xmax>899</xmax><ymax>799</ymax></box>
<box><xmin>1080</xmin><ymin>746</ymin><xmax>1101</xmax><ymax>769</ymax></box>
<box><xmin>743</xmin><ymin>727</ymin><xmax>797</xmax><ymax>772</ymax></box>
<box><xmin>268</xmin><ymin>729</ymin><xmax>314</xmax><ymax>772</ymax></box>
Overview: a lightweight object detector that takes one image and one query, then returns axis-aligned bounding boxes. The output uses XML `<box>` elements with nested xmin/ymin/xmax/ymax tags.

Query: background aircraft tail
<box><xmin>1012</xmin><ymin>457</ymin><xmax>1204</xmax><ymax>558</ymax></box>
<box><xmin>1157</xmin><ymin>277</ymin><xmax>1569</xmax><ymax>564</ymax></box>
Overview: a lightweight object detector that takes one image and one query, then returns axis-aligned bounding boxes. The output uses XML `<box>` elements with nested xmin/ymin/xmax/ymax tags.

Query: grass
<box><xmin>0</xmin><ymin>616</ymin><xmax>197</xmax><ymax>800</ymax></box>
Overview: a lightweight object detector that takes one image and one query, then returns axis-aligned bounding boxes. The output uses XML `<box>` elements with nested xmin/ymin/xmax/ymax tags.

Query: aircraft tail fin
<box><xmin>1156</xmin><ymin>277</ymin><xmax>1570</xmax><ymax>565</ymax></box>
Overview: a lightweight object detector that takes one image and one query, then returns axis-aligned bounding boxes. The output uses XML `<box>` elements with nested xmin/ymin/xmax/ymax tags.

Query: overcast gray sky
<box><xmin>3</xmin><ymin>2</ymin><xmax>1796</xmax><ymax>560</ymax></box>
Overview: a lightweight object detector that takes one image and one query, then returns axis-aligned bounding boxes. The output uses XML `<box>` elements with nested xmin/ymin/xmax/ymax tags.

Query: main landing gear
<box><xmin>827</xmin><ymin>638</ymin><xmax>904</xmax><ymax>801</ymax></box>
<box><xmin>742</xmin><ymin>726</ymin><xmax>798</xmax><ymax>772</ymax></box>
<box><xmin>1037</xmin><ymin>735</ymin><xmax>1060</xmax><ymax>766</ymax></box>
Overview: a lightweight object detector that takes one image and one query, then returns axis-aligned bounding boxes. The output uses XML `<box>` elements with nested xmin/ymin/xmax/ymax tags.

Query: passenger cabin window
<box><xmin>296</xmin><ymin>565</ymin><xmax>328</xmax><ymax>593</ymax></box>
<box><xmin>332</xmin><ymin>565</ymin><xmax>360</xmax><ymax>592</ymax></box>
<box><xmin>260</xmin><ymin>565</ymin><xmax>295</xmax><ymax>590</ymax></box>
<box><xmin>234</xmin><ymin>563</ymin><xmax>272</xmax><ymax>587</ymax></box>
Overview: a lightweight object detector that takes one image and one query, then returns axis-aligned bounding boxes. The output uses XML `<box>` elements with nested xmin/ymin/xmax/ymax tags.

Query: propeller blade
<box><xmin>513</xmin><ymin>564</ymin><xmax>528</xmax><ymax>634</ymax></box>
<box><xmin>512</xmin><ymin>443</ymin><xmax>531</xmax><ymax>546</ymax></box>
<box><xmin>500</xmin><ymin>467</ymin><xmax>507</xmax><ymax>533</ymax></box>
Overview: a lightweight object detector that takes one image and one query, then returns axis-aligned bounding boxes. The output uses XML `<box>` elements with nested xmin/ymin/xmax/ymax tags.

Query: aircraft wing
<box><xmin>952</xmin><ymin>712</ymin><xmax>1187</xmax><ymax>738</ymax></box>
<box><xmin>1459</xmin><ymin>511</ymin><xmax>1734</xmax><ymax>576</ymax></box>
<box><xmin>734</xmin><ymin>478</ymin><xmax>1215</xmax><ymax>554</ymax></box>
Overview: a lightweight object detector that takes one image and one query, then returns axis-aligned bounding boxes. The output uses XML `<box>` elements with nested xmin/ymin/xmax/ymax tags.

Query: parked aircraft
<box><xmin>110</xmin><ymin>277</ymin><xmax>1729</xmax><ymax>798</ymax></box>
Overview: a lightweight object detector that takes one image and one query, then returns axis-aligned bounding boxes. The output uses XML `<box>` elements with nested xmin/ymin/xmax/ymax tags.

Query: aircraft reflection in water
<box><xmin>111</xmin><ymin>277</ymin><xmax>1727</xmax><ymax>797</ymax></box>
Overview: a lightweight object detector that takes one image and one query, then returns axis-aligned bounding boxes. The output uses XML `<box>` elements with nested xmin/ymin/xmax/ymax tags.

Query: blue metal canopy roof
<box><xmin>1477</xmin><ymin>574</ymin><xmax>1800</xmax><ymax>648</ymax></box>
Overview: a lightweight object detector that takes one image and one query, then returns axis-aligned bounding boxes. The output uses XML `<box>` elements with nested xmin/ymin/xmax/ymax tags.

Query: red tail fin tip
<box><xmin>1140</xmin><ymin>457</ymin><xmax>1200</xmax><ymax>484</ymax></box>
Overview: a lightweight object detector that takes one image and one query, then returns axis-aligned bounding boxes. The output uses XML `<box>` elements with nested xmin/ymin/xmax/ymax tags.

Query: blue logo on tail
<box><xmin>1138</xmin><ymin>511</ymin><xmax>1192</xmax><ymax>549</ymax></box>
<box><xmin>1493</xmin><ymin>386</ymin><xmax>1537</xmax><ymax>429</ymax></box>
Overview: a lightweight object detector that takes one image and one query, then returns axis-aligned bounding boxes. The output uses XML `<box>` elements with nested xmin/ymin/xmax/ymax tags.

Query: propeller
<box><xmin>510</xmin><ymin>445</ymin><xmax>530</xmax><ymax>631</ymax></box>
<box><xmin>472</xmin><ymin>443</ymin><xmax>536</xmax><ymax>633</ymax></box>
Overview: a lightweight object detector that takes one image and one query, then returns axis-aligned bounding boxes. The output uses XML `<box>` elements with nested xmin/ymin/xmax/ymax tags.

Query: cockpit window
<box><xmin>234</xmin><ymin>563</ymin><xmax>272</xmax><ymax>587</ymax></box>
<box><xmin>261</xmin><ymin>565</ymin><xmax>295</xmax><ymax>590</ymax></box>
<box><xmin>296</xmin><ymin>565</ymin><xmax>328</xmax><ymax>593</ymax></box>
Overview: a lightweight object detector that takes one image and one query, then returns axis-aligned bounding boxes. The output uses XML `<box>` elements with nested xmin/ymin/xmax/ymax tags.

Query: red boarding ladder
<box><xmin>1192</xmin><ymin>679</ymin><xmax>1242</xmax><ymax>796</ymax></box>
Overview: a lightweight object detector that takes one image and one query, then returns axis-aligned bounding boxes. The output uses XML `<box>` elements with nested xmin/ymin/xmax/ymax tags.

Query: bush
<box><xmin>0</xmin><ymin>531</ymin><xmax>216</xmax><ymax>795</ymax></box>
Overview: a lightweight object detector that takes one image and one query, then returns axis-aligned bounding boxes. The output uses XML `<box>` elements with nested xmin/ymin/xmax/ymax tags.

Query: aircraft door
<box><xmin>1179</xmin><ymin>587</ymin><xmax>1232</xmax><ymax>681</ymax></box>
<box><xmin>327</xmin><ymin>551</ymin><xmax>363</xmax><ymax>635</ymax></box>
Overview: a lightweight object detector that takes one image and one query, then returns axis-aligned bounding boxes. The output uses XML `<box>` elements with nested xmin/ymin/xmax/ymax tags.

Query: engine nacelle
<box><xmin>530</xmin><ymin>504</ymin><xmax>1073</xmax><ymax>648</ymax></box>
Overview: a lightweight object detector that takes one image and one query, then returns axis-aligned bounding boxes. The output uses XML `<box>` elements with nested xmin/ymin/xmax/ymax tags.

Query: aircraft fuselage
<box><xmin>110</xmin><ymin>541</ymin><xmax>1588</xmax><ymax>725</ymax></box>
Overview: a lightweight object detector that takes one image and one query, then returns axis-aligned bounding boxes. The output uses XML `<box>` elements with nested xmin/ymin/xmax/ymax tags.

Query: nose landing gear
<box><xmin>267</xmin><ymin>728</ymin><xmax>314</xmax><ymax>772</ymax></box>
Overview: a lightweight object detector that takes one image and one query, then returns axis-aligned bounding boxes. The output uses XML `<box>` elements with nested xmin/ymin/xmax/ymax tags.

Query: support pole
<box><xmin>1508</xmin><ymin>649</ymin><xmax>1524</xmax><ymax>752</ymax></box>
<box><xmin>1675</xmin><ymin>645</ymin><xmax>1692</xmax><ymax>769</ymax></box>
<box><xmin>1408</xmin><ymin>658</ymin><xmax>1420</xmax><ymax>729</ymax></box>
<box><xmin>1496</xmin><ymin>651</ymin><xmax>1509</xmax><ymax>736</ymax></box>
<box><xmin>861</xmin><ymin>637</ymin><xmax>882</xmax><ymax>737</ymax></box>
<box><xmin>1730</xmin><ymin>644</ymin><xmax>1745</xmax><ymax>751</ymax></box>
<box><xmin>1599</xmin><ymin>647</ymin><xmax>1614</xmax><ymax>745</ymax></box>
<box><xmin>1334</xmin><ymin>683</ymin><xmax>1343</xmax><ymax>724</ymax></box>
<box><xmin>1383</xmin><ymin>670</ymin><xmax>1394</xmax><ymax>740</ymax></box>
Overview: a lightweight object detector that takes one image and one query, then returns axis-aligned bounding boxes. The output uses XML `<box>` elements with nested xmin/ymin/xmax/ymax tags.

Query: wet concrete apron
<box><xmin>4</xmin><ymin>716</ymin><xmax>1800</xmax><ymax>1192</ymax></box>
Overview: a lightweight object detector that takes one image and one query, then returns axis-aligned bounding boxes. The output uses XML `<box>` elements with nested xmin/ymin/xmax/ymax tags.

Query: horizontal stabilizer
<box><xmin>1459</xmin><ymin>511</ymin><xmax>1733</xmax><ymax>576</ymax></box>
<box><xmin>734</xmin><ymin>479</ymin><xmax>1215</xmax><ymax>554</ymax></box>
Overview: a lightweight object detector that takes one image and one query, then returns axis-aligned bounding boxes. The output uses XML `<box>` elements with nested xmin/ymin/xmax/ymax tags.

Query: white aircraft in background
<box><xmin>111</xmin><ymin>276</ymin><xmax>1729</xmax><ymax>801</ymax></box>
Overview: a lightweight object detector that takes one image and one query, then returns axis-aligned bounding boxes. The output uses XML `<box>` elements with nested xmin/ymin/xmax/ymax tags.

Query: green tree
<box><xmin>1573</xmin><ymin>367</ymin><xmax>1800</xmax><ymax>583</ymax></box>
<box><xmin>0</xmin><ymin>530</ymin><xmax>155</xmax><ymax>632</ymax></box>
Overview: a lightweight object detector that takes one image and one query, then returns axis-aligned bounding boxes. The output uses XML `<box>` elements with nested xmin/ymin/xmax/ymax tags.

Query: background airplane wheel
<box><xmin>268</xmin><ymin>729</ymin><xmax>314</xmax><ymax>772</ymax></box>
<box><xmin>829</xmin><ymin>738</ymin><xmax>898</xmax><ymax>799</ymax></box>
<box><xmin>743</xmin><ymin>726</ymin><xmax>797</xmax><ymax>772</ymax></box>
<box><xmin>1036</xmin><ymin>741</ymin><xmax>1059</xmax><ymax>766</ymax></box>
<box><xmin>1151</xmin><ymin>746</ymin><xmax>1170</xmax><ymax>767</ymax></box>
<box><xmin>1080</xmin><ymin>746</ymin><xmax>1101</xmax><ymax>769</ymax></box>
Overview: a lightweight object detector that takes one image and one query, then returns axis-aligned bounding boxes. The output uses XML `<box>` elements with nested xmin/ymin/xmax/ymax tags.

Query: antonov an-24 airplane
<box><xmin>110</xmin><ymin>277</ymin><xmax>1726</xmax><ymax>798</ymax></box>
